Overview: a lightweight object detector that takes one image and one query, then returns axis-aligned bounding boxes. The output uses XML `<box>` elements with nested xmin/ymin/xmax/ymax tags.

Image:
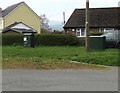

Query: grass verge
<box><xmin>2</xmin><ymin>46</ymin><xmax>119</xmax><ymax>69</ymax></box>
<box><xmin>2</xmin><ymin>57</ymin><xmax>110</xmax><ymax>70</ymax></box>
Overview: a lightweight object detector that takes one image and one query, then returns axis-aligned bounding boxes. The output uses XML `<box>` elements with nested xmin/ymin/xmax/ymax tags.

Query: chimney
<box><xmin>63</xmin><ymin>12</ymin><xmax>66</xmax><ymax>24</ymax></box>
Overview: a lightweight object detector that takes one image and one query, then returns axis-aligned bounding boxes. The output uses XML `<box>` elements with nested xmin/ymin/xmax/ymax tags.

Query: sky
<box><xmin>0</xmin><ymin>0</ymin><xmax>120</xmax><ymax>22</ymax></box>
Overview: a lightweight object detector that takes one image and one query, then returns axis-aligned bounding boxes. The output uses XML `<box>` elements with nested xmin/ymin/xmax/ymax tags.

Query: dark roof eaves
<box><xmin>64</xmin><ymin>24</ymin><xmax>120</xmax><ymax>28</ymax></box>
<box><xmin>3</xmin><ymin>22</ymin><xmax>37</xmax><ymax>33</ymax></box>
<box><xmin>2</xmin><ymin>2</ymin><xmax>23</xmax><ymax>18</ymax></box>
<box><xmin>2</xmin><ymin>2</ymin><xmax>41</xmax><ymax>20</ymax></box>
<box><xmin>75</xmin><ymin>7</ymin><xmax>120</xmax><ymax>10</ymax></box>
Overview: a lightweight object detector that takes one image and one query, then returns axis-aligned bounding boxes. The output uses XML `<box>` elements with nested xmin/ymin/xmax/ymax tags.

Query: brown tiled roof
<box><xmin>64</xmin><ymin>7</ymin><xmax>120</xmax><ymax>28</ymax></box>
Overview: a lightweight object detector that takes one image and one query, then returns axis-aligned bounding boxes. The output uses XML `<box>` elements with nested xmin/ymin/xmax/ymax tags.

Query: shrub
<box><xmin>2</xmin><ymin>34</ymin><xmax>83</xmax><ymax>46</ymax></box>
<box><xmin>89</xmin><ymin>32</ymin><xmax>104</xmax><ymax>36</ymax></box>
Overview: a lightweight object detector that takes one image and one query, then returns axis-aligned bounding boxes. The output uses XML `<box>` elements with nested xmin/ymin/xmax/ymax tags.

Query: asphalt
<box><xmin>1</xmin><ymin>69</ymin><xmax>118</xmax><ymax>91</ymax></box>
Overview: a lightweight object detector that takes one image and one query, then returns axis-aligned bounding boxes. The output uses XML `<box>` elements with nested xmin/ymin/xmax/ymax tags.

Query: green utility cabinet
<box><xmin>24</xmin><ymin>33</ymin><xmax>34</xmax><ymax>48</ymax></box>
<box><xmin>89</xmin><ymin>36</ymin><xmax>106</xmax><ymax>50</ymax></box>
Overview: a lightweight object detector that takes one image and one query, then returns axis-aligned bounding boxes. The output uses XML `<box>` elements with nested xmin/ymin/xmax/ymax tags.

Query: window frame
<box><xmin>99</xmin><ymin>28</ymin><xmax>114</xmax><ymax>33</ymax></box>
<box><xmin>76</xmin><ymin>28</ymin><xmax>85</xmax><ymax>37</ymax></box>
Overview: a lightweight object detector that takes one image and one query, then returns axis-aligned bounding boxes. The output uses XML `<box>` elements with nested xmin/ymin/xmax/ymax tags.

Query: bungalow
<box><xmin>0</xmin><ymin>2</ymin><xmax>41</xmax><ymax>33</ymax></box>
<box><xmin>63</xmin><ymin>7</ymin><xmax>120</xmax><ymax>37</ymax></box>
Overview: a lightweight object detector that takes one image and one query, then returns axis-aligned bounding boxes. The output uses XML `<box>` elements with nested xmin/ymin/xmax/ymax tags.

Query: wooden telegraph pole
<box><xmin>85</xmin><ymin>0</ymin><xmax>90</xmax><ymax>52</ymax></box>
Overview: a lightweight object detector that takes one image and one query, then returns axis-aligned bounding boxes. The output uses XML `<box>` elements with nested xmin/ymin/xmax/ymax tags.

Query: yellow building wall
<box><xmin>4</xmin><ymin>3</ymin><xmax>41</xmax><ymax>33</ymax></box>
<box><xmin>0</xmin><ymin>18</ymin><xmax>3</xmax><ymax>29</ymax></box>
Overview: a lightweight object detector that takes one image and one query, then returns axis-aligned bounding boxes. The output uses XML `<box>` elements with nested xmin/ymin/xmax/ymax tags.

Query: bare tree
<box><xmin>40</xmin><ymin>14</ymin><xmax>51</xmax><ymax>33</ymax></box>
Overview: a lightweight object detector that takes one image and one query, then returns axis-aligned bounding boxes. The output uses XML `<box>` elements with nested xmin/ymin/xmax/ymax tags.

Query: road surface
<box><xmin>2</xmin><ymin>69</ymin><xmax>118</xmax><ymax>91</ymax></box>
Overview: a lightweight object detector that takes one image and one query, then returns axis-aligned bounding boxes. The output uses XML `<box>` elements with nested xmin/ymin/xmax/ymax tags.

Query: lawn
<box><xmin>2</xmin><ymin>46</ymin><xmax>119</xmax><ymax>69</ymax></box>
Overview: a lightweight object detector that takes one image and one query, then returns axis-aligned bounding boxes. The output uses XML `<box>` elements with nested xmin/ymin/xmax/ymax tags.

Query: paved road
<box><xmin>2</xmin><ymin>69</ymin><xmax>118</xmax><ymax>91</ymax></box>
<box><xmin>0</xmin><ymin>70</ymin><xmax>2</xmax><ymax>92</ymax></box>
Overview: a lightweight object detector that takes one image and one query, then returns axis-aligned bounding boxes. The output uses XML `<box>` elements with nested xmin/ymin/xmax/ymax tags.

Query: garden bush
<box><xmin>2</xmin><ymin>34</ymin><xmax>84</xmax><ymax>46</ymax></box>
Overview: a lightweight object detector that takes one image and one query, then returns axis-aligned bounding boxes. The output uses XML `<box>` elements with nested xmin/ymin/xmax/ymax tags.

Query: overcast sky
<box><xmin>0</xmin><ymin>0</ymin><xmax>120</xmax><ymax>22</ymax></box>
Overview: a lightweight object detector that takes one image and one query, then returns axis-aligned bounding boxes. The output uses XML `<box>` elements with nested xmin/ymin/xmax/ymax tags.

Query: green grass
<box><xmin>2</xmin><ymin>46</ymin><xmax>119</xmax><ymax>67</ymax></box>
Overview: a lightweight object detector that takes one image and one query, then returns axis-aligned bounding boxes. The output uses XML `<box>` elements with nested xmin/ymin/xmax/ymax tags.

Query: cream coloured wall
<box><xmin>0</xmin><ymin>18</ymin><xmax>3</xmax><ymax>29</ymax></box>
<box><xmin>4</xmin><ymin>3</ymin><xmax>41</xmax><ymax>33</ymax></box>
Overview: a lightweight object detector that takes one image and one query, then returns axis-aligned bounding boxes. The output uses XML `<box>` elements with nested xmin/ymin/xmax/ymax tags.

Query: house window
<box><xmin>99</xmin><ymin>28</ymin><xmax>114</xmax><ymax>33</ymax></box>
<box><xmin>81</xmin><ymin>29</ymin><xmax>85</xmax><ymax>36</ymax></box>
<box><xmin>76</xmin><ymin>29</ymin><xmax>85</xmax><ymax>37</ymax></box>
<box><xmin>77</xmin><ymin>31</ymin><xmax>80</xmax><ymax>36</ymax></box>
<box><xmin>105</xmin><ymin>28</ymin><xmax>114</xmax><ymax>32</ymax></box>
<box><xmin>99</xmin><ymin>28</ymin><xmax>104</xmax><ymax>32</ymax></box>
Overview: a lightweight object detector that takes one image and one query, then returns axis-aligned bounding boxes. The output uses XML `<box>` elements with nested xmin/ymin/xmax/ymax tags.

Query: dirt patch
<box><xmin>2</xmin><ymin>61</ymin><xmax>110</xmax><ymax>70</ymax></box>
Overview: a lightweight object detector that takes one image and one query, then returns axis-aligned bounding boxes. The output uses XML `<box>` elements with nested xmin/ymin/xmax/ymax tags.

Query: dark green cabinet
<box><xmin>89</xmin><ymin>36</ymin><xmax>106</xmax><ymax>50</ymax></box>
<box><xmin>23</xmin><ymin>33</ymin><xmax>34</xmax><ymax>48</ymax></box>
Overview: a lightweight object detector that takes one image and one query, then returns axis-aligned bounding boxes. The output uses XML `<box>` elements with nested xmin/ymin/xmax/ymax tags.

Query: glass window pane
<box><xmin>77</xmin><ymin>32</ymin><xmax>80</xmax><ymax>36</ymax></box>
<box><xmin>81</xmin><ymin>29</ymin><xmax>85</xmax><ymax>36</ymax></box>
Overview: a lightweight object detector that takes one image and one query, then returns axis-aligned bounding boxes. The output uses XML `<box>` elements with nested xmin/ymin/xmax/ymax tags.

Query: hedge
<box><xmin>89</xmin><ymin>32</ymin><xmax>104</xmax><ymax>36</ymax></box>
<box><xmin>2</xmin><ymin>34</ymin><xmax>23</xmax><ymax>46</ymax></box>
<box><xmin>2</xmin><ymin>34</ymin><xmax>84</xmax><ymax>46</ymax></box>
<box><xmin>35</xmin><ymin>34</ymin><xmax>81</xmax><ymax>46</ymax></box>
